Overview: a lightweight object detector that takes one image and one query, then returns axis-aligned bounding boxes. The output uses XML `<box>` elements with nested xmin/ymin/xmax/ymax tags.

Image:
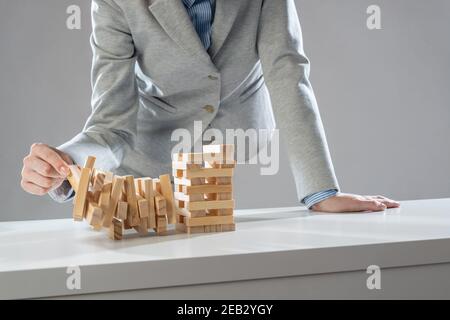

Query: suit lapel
<box><xmin>209</xmin><ymin>0</ymin><xmax>242</xmax><ymax>59</ymax></box>
<box><xmin>148</xmin><ymin>0</ymin><xmax>216</xmax><ymax>70</ymax></box>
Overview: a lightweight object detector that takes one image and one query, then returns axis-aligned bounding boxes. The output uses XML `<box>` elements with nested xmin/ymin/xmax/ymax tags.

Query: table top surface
<box><xmin>1</xmin><ymin>198</ymin><xmax>450</xmax><ymax>273</ymax></box>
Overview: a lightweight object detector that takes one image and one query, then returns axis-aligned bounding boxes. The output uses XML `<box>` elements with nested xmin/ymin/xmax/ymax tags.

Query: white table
<box><xmin>1</xmin><ymin>198</ymin><xmax>450</xmax><ymax>299</ymax></box>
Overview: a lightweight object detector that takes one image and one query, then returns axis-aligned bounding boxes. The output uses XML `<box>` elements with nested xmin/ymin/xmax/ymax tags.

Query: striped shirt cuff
<box><xmin>302</xmin><ymin>189</ymin><xmax>338</xmax><ymax>209</ymax></box>
<box><xmin>48</xmin><ymin>180</ymin><xmax>75</xmax><ymax>203</ymax></box>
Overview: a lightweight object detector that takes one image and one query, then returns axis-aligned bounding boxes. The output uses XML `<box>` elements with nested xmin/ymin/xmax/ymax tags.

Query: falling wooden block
<box><xmin>125</xmin><ymin>175</ymin><xmax>140</xmax><ymax>227</ymax></box>
<box><xmin>92</xmin><ymin>173</ymin><xmax>105</xmax><ymax>193</ymax></box>
<box><xmin>138</xmin><ymin>199</ymin><xmax>150</xmax><ymax>218</ymax></box>
<box><xmin>159</xmin><ymin>174</ymin><xmax>176</xmax><ymax>224</ymax></box>
<box><xmin>156</xmin><ymin>215</ymin><xmax>168</xmax><ymax>235</ymax></box>
<box><xmin>72</xmin><ymin>167</ymin><xmax>91</xmax><ymax>221</ymax></box>
<box><xmin>86</xmin><ymin>203</ymin><xmax>103</xmax><ymax>229</ymax></box>
<box><xmin>109</xmin><ymin>217</ymin><xmax>124</xmax><ymax>240</ymax></box>
<box><xmin>98</xmin><ymin>182</ymin><xmax>112</xmax><ymax>225</ymax></box>
<box><xmin>103</xmin><ymin>177</ymin><xmax>124</xmax><ymax>227</ymax></box>
<box><xmin>83</xmin><ymin>156</ymin><xmax>96</xmax><ymax>170</ymax></box>
<box><xmin>67</xmin><ymin>165</ymin><xmax>81</xmax><ymax>193</ymax></box>
<box><xmin>134</xmin><ymin>218</ymin><xmax>149</xmax><ymax>236</ymax></box>
<box><xmin>142</xmin><ymin>178</ymin><xmax>156</xmax><ymax>229</ymax></box>
<box><xmin>134</xmin><ymin>178</ymin><xmax>144</xmax><ymax>196</ymax></box>
<box><xmin>116</xmin><ymin>201</ymin><xmax>128</xmax><ymax>220</ymax></box>
<box><xmin>154</xmin><ymin>192</ymin><xmax>167</xmax><ymax>216</ymax></box>
<box><xmin>152</xmin><ymin>179</ymin><xmax>161</xmax><ymax>194</ymax></box>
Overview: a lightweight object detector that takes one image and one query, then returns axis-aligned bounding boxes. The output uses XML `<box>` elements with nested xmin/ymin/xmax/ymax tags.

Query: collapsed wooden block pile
<box><xmin>173</xmin><ymin>144</ymin><xmax>236</xmax><ymax>234</ymax></box>
<box><xmin>67</xmin><ymin>156</ymin><xmax>176</xmax><ymax>240</ymax></box>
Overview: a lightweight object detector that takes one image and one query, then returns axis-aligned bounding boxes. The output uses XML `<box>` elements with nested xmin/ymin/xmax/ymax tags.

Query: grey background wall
<box><xmin>0</xmin><ymin>0</ymin><xmax>449</xmax><ymax>221</ymax></box>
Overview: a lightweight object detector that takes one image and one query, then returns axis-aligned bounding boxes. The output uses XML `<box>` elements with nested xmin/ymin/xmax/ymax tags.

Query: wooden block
<box><xmin>177</xmin><ymin>208</ymin><xmax>207</xmax><ymax>218</ymax></box>
<box><xmin>156</xmin><ymin>216</ymin><xmax>168</xmax><ymax>235</ymax></box>
<box><xmin>185</xmin><ymin>215</ymin><xmax>234</xmax><ymax>227</ymax></box>
<box><xmin>124</xmin><ymin>218</ymin><xmax>133</xmax><ymax>230</ymax></box>
<box><xmin>183</xmin><ymin>184</ymin><xmax>232</xmax><ymax>195</ymax></box>
<box><xmin>134</xmin><ymin>218</ymin><xmax>148</xmax><ymax>236</ymax></box>
<box><xmin>174</xmin><ymin>168</ymin><xmax>234</xmax><ymax>179</ymax></box>
<box><xmin>210</xmin><ymin>192</ymin><xmax>233</xmax><ymax>216</ymax></box>
<box><xmin>220</xmin><ymin>223</ymin><xmax>236</xmax><ymax>232</ymax></box>
<box><xmin>83</xmin><ymin>156</ymin><xmax>96</xmax><ymax>170</ymax></box>
<box><xmin>125</xmin><ymin>175</ymin><xmax>140</xmax><ymax>227</ymax></box>
<box><xmin>116</xmin><ymin>201</ymin><xmax>128</xmax><ymax>220</ymax></box>
<box><xmin>202</xmin><ymin>144</ymin><xmax>235</xmax><ymax>158</ymax></box>
<box><xmin>176</xmin><ymin>222</ymin><xmax>187</xmax><ymax>233</ymax></box>
<box><xmin>202</xmin><ymin>145</ymin><xmax>235</xmax><ymax>166</ymax></box>
<box><xmin>173</xmin><ymin>177</ymin><xmax>195</xmax><ymax>187</ymax></box>
<box><xmin>103</xmin><ymin>177</ymin><xmax>124</xmax><ymax>227</ymax></box>
<box><xmin>172</xmin><ymin>152</ymin><xmax>203</xmax><ymax>164</ymax></box>
<box><xmin>98</xmin><ymin>182</ymin><xmax>112</xmax><ymax>224</ymax></box>
<box><xmin>154</xmin><ymin>192</ymin><xmax>167</xmax><ymax>216</ymax></box>
<box><xmin>86</xmin><ymin>203</ymin><xmax>103</xmax><ymax>228</ymax></box>
<box><xmin>159</xmin><ymin>174</ymin><xmax>176</xmax><ymax>224</ymax></box>
<box><xmin>188</xmin><ymin>226</ymin><xmax>206</xmax><ymax>234</ymax></box>
<box><xmin>67</xmin><ymin>165</ymin><xmax>81</xmax><ymax>193</ymax></box>
<box><xmin>174</xmin><ymin>191</ymin><xmax>190</xmax><ymax>202</ymax></box>
<box><xmin>138</xmin><ymin>199</ymin><xmax>149</xmax><ymax>218</ymax></box>
<box><xmin>172</xmin><ymin>161</ymin><xmax>205</xmax><ymax>170</ymax></box>
<box><xmin>204</xmin><ymin>161</ymin><xmax>236</xmax><ymax>169</ymax></box>
<box><xmin>186</xmin><ymin>200</ymin><xmax>234</xmax><ymax>211</ymax></box>
<box><xmin>104</xmin><ymin>172</ymin><xmax>114</xmax><ymax>184</ymax></box>
<box><xmin>72</xmin><ymin>167</ymin><xmax>91</xmax><ymax>221</ymax></box>
<box><xmin>142</xmin><ymin>178</ymin><xmax>156</xmax><ymax>229</ymax></box>
<box><xmin>152</xmin><ymin>179</ymin><xmax>161</xmax><ymax>194</ymax></box>
<box><xmin>109</xmin><ymin>217</ymin><xmax>124</xmax><ymax>240</ymax></box>
<box><xmin>157</xmin><ymin>216</ymin><xmax>167</xmax><ymax>227</ymax></box>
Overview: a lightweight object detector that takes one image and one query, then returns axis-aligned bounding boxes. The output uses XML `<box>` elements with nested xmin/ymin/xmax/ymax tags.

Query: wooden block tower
<box><xmin>173</xmin><ymin>144</ymin><xmax>236</xmax><ymax>234</ymax></box>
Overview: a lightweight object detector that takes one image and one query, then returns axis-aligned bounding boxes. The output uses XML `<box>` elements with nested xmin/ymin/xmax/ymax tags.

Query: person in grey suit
<box><xmin>20</xmin><ymin>0</ymin><xmax>399</xmax><ymax>212</ymax></box>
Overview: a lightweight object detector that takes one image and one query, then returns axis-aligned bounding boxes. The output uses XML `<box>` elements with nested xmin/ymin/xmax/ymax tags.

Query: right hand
<box><xmin>21</xmin><ymin>143</ymin><xmax>73</xmax><ymax>196</ymax></box>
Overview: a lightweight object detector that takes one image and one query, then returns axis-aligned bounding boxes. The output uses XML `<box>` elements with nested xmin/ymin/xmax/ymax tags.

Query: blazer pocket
<box><xmin>140</xmin><ymin>94</ymin><xmax>177</xmax><ymax>114</ymax></box>
<box><xmin>239</xmin><ymin>75</ymin><xmax>265</xmax><ymax>102</ymax></box>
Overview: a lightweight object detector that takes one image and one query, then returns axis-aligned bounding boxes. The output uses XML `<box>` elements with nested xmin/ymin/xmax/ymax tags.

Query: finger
<box><xmin>21</xmin><ymin>180</ymin><xmax>50</xmax><ymax>196</ymax></box>
<box><xmin>23</xmin><ymin>156</ymin><xmax>61</xmax><ymax>178</ymax></box>
<box><xmin>377</xmin><ymin>198</ymin><xmax>400</xmax><ymax>208</ymax></box>
<box><xmin>23</xmin><ymin>168</ymin><xmax>58</xmax><ymax>189</ymax></box>
<box><xmin>368</xmin><ymin>195</ymin><xmax>400</xmax><ymax>208</ymax></box>
<box><xmin>360</xmin><ymin>200</ymin><xmax>386</xmax><ymax>212</ymax></box>
<box><xmin>31</xmin><ymin>144</ymin><xmax>70</xmax><ymax>177</ymax></box>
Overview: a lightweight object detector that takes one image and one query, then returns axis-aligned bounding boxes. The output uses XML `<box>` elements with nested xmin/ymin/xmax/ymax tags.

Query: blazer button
<box><xmin>203</xmin><ymin>105</ymin><xmax>215</xmax><ymax>113</ymax></box>
<box><xmin>208</xmin><ymin>75</ymin><xmax>219</xmax><ymax>80</ymax></box>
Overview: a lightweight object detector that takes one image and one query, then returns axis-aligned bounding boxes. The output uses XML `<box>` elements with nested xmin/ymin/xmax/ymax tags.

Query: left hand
<box><xmin>311</xmin><ymin>193</ymin><xmax>400</xmax><ymax>213</ymax></box>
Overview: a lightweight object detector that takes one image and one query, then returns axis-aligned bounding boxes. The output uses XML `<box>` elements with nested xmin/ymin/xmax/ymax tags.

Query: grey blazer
<box><xmin>59</xmin><ymin>0</ymin><xmax>339</xmax><ymax>201</ymax></box>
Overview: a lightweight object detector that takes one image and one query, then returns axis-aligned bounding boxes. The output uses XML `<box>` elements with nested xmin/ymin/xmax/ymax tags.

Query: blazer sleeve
<box><xmin>257</xmin><ymin>0</ymin><xmax>340</xmax><ymax>201</ymax></box>
<box><xmin>58</xmin><ymin>0</ymin><xmax>139</xmax><ymax>172</ymax></box>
